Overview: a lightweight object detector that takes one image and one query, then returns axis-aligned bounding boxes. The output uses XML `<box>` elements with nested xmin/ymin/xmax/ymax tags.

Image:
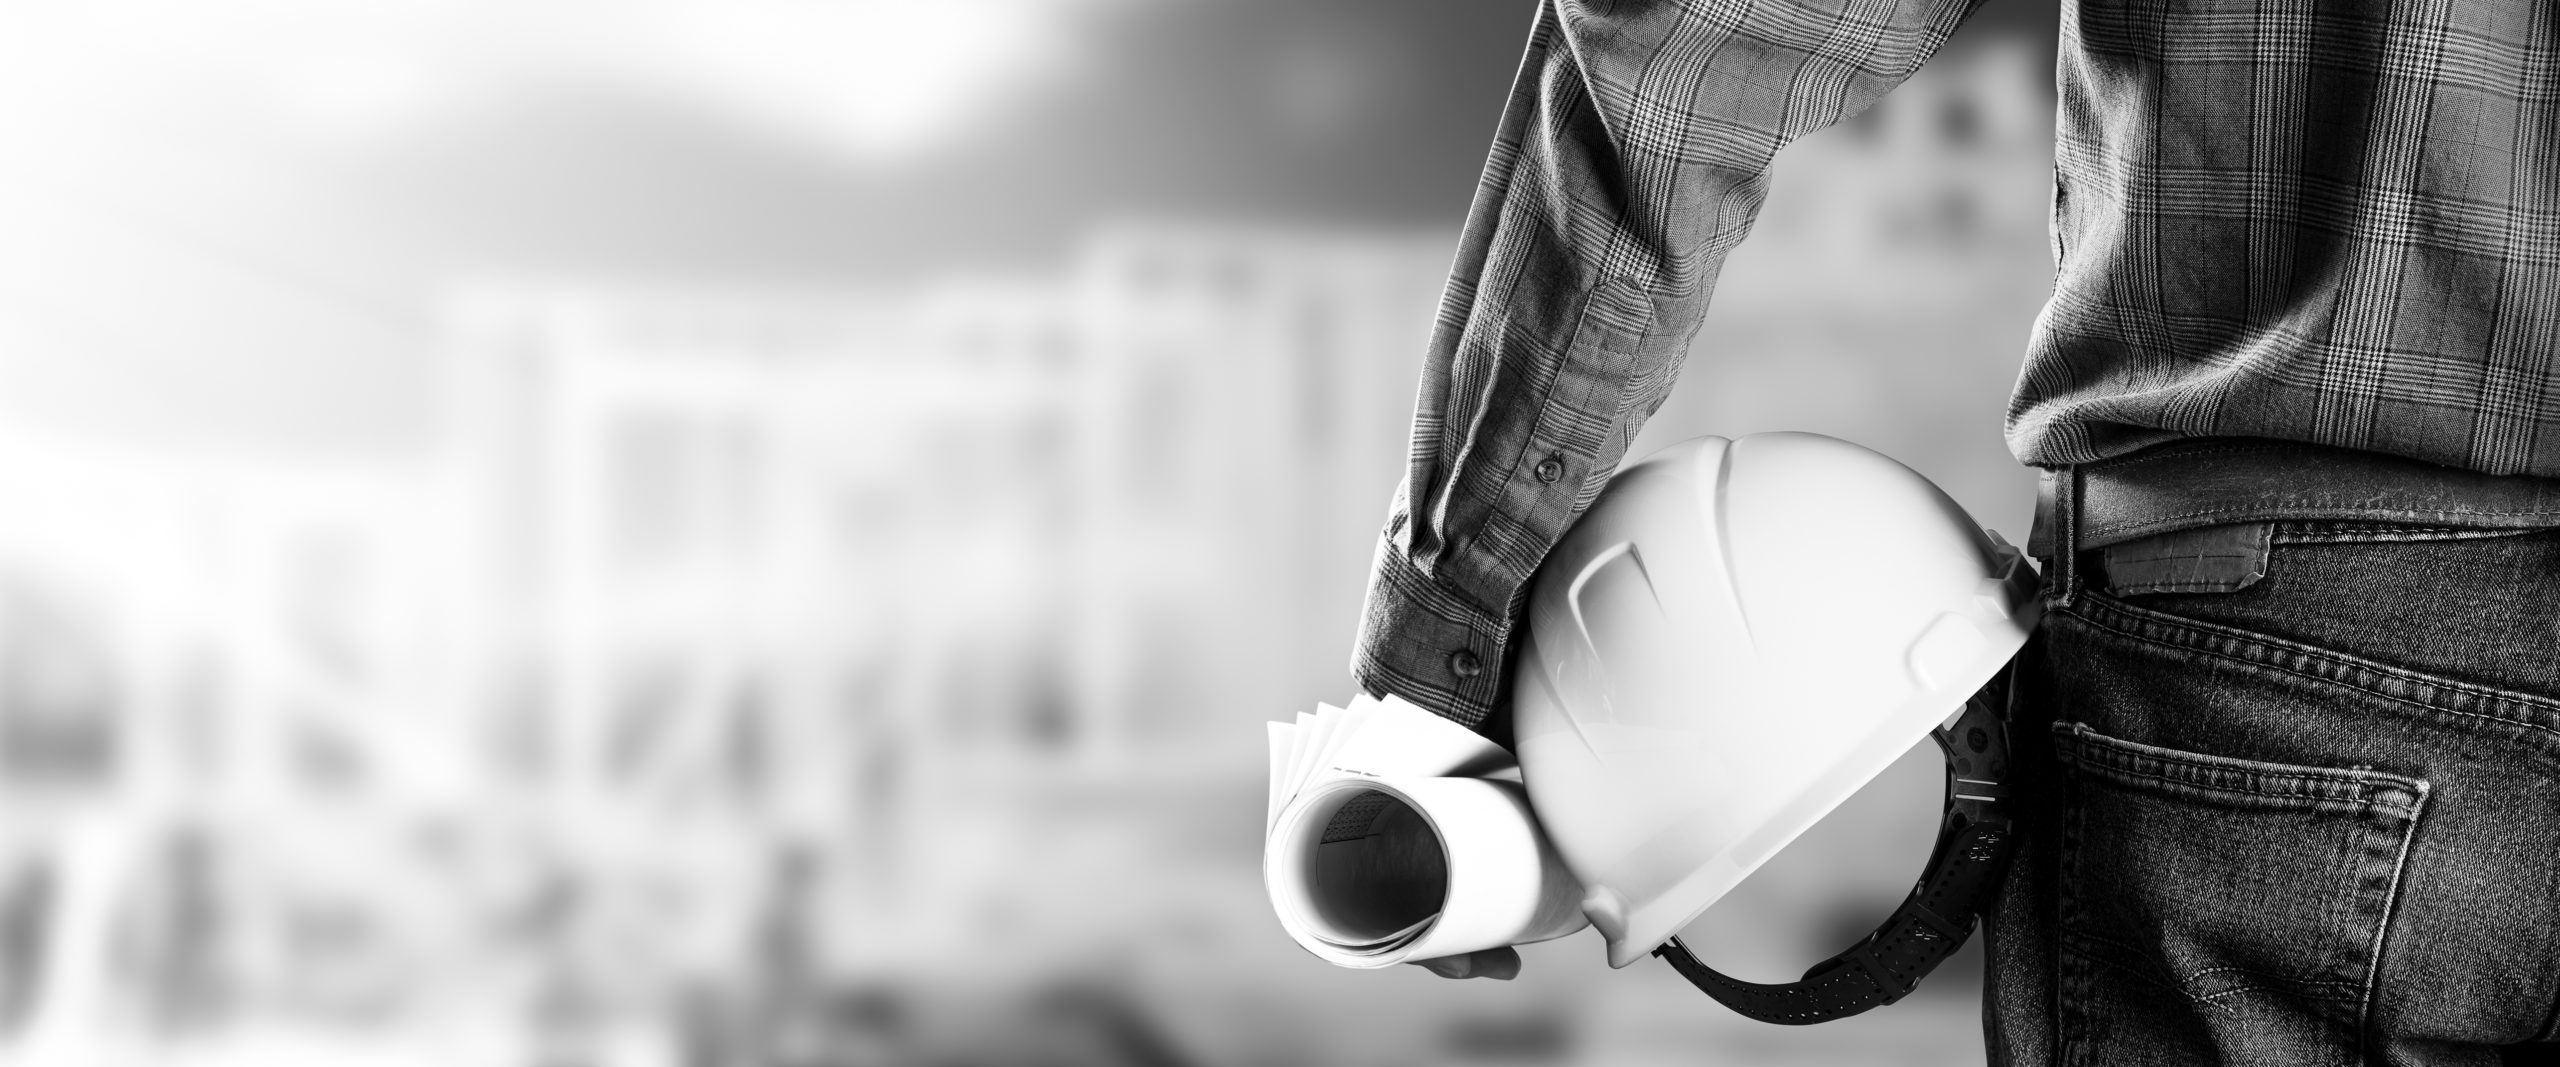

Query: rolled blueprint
<box><xmin>1263</xmin><ymin>696</ymin><xmax>1589</xmax><ymax>968</ymax></box>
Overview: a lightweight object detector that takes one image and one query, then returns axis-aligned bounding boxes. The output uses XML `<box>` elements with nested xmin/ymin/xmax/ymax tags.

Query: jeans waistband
<box><xmin>2028</xmin><ymin>437</ymin><xmax>2560</xmax><ymax>605</ymax></box>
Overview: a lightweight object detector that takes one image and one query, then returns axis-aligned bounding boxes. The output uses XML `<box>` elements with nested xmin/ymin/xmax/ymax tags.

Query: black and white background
<box><xmin>0</xmin><ymin>2</ymin><xmax>2059</xmax><ymax>1063</ymax></box>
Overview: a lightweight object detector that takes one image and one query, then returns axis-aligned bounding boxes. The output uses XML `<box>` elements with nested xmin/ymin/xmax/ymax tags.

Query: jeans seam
<box><xmin>2084</xmin><ymin>501</ymin><xmax>2560</xmax><ymax>540</ymax></box>
<box><xmin>2055</xmin><ymin>724</ymin><xmax>2420</xmax><ymax>800</ymax></box>
<box><xmin>2057</xmin><ymin>732</ymin><xmax>2424</xmax><ymax>1049</ymax></box>
<box><xmin>2361</xmin><ymin>781</ymin><xmax>2429</xmax><ymax>1057</ymax></box>
<box><xmin>2060</xmin><ymin>762</ymin><xmax>2394</xmax><ymax>805</ymax></box>
<box><xmin>2272</xmin><ymin>525</ymin><xmax>2544</xmax><ymax>546</ymax></box>
<box><xmin>2109</xmin><ymin>579</ymin><xmax>2255</xmax><ymax>595</ymax></box>
<box><xmin>2067</xmin><ymin>594</ymin><xmax>2560</xmax><ymax>744</ymax></box>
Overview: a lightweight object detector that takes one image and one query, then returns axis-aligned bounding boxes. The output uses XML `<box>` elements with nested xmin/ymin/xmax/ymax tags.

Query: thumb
<box><xmin>1414</xmin><ymin>947</ymin><xmax>1522</xmax><ymax>980</ymax></box>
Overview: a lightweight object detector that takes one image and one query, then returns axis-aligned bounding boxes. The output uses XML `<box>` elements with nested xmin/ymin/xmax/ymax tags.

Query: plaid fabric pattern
<box><xmin>1359</xmin><ymin>0</ymin><xmax>2560</xmax><ymax>730</ymax></box>
<box><xmin>1354</xmin><ymin>0</ymin><xmax>1983</xmax><ymax>728</ymax></box>
<box><xmin>2015</xmin><ymin>0</ymin><xmax>2560</xmax><ymax>474</ymax></box>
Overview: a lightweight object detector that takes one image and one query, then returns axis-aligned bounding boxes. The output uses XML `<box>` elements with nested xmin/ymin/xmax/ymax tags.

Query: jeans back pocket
<box><xmin>2052</xmin><ymin>722</ymin><xmax>2428</xmax><ymax>1066</ymax></box>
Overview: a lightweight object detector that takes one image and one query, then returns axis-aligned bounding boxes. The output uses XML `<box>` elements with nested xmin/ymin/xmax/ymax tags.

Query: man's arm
<box><xmin>1355</xmin><ymin>0</ymin><xmax>1988</xmax><ymax>732</ymax></box>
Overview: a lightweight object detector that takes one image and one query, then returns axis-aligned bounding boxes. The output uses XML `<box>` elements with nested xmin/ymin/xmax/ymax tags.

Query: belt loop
<box><xmin>2032</xmin><ymin>466</ymin><xmax>2082</xmax><ymax>610</ymax></box>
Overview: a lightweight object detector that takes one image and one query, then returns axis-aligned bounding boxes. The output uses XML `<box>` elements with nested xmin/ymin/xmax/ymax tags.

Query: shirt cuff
<box><xmin>1348</xmin><ymin>534</ymin><xmax>1519</xmax><ymax>732</ymax></box>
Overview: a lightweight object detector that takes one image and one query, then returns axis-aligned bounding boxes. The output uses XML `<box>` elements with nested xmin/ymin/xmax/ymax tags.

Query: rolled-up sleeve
<box><xmin>1354</xmin><ymin>0</ymin><xmax>1987</xmax><ymax>730</ymax></box>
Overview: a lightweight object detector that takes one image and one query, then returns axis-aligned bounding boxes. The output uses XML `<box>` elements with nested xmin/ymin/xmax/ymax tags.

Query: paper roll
<box><xmin>1264</xmin><ymin>773</ymin><xmax>1588</xmax><ymax>968</ymax></box>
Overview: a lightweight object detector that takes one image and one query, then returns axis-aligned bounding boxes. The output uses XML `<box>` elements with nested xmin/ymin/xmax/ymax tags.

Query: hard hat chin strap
<box><xmin>1651</xmin><ymin>670</ymin><xmax>2018</xmax><ymax>1025</ymax></box>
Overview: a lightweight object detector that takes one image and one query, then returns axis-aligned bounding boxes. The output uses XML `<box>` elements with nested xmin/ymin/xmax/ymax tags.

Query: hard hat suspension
<box><xmin>1651</xmin><ymin>670</ymin><xmax>2018</xmax><ymax>1024</ymax></box>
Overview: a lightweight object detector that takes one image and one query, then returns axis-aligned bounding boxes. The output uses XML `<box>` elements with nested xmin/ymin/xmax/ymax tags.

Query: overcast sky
<box><xmin>2</xmin><ymin>1</ymin><xmax>2056</xmax><ymax>282</ymax></box>
<box><xmin>0</xmin><ymin>0</ymin><xmax>2055</xmax><ymax>456</ymax></box>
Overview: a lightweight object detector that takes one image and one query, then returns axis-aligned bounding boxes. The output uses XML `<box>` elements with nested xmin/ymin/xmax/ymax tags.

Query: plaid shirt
<box><xmin>1356</xmin><ymin>0</ymin><xmax>2560</xmax><ymax>729</ymax></box>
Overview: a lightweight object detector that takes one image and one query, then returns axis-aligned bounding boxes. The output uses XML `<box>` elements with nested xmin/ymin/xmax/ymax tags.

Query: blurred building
<box><xmin>439</xmin><ymin>222</ymin><xmax>1449</xmax><ymax>777</ymax></box>
<box><xmin>0</xmin><ymin>221</ymin><xmax>1458</xmax><ymax>1064</ymax></box>
<box><xmin>0</xmin><ymin>35</ymin><xmax>2049</xmax><ymax>1067</ymax></box>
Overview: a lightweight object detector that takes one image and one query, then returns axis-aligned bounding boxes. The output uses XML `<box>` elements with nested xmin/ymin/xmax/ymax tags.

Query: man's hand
<box><xmin>1413</xmin><ymin>946</ymin><xmax>1520</xmax><ymax>980</ymax></box>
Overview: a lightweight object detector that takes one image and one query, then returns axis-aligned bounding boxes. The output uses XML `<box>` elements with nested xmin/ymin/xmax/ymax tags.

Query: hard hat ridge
<box><xmin>1511</xmin><ymin>432</ymin><xmax>2040</xmax><ymax>999</ymax></box>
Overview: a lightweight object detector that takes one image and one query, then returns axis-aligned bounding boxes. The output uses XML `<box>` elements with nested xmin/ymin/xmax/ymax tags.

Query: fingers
<box><xmin>1414</xmin><ymin>946</ymin><xmax>1522</xmax><ymax>980</ymax></box>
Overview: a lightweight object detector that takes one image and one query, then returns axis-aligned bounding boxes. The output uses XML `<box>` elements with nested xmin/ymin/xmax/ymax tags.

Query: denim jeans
<box><xmin>1986</xmin><ymin>521</ymin><xmax>2560</xmax><ymax>1066</ymax></box>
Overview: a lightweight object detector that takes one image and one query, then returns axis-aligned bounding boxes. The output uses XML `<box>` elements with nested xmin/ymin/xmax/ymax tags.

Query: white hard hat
<box><xmin>1512</xmin><ymin>433</ymin><xmax>2039</xmax><ymax>1019</ymax></box>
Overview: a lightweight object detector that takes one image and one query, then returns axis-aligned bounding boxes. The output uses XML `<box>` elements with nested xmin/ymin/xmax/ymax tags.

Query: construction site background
<box><xmin>0</xmin><ymin>4</ymin><xmax>2058</xmax><ymax>1065</ymax></box>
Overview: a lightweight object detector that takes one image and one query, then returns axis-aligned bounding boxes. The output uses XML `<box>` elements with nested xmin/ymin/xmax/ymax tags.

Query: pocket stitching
<box><xmin>2054</xmin><ymin>722</ymin><xmax>2423</xmax><ymax>805</ymax></box>
<box><xmin>2055</xmin><ymin>724</ymin><xmax>2428</xmax><ymax>1049</ymax></box>
<box><xmin>2359</xmin><ymin>781</ymin><xmax>2429</xmax><ymax>1057</ymax></box>
<box><xmin>2064</xmin><ymin>761</ymin><xmax>2401</xmax><ymax>806</ymax></box>
<box><xmin>2070</xmin><ymin>593</ymin><xmax>2560</xmax><ymax>745</ymax></box>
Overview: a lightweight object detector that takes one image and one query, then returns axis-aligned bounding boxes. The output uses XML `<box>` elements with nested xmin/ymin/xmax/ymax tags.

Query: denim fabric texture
<box><xmin>1990</xmin><ymin>520</ymin><xmax>2560</xmax><ymax>1065</ymax></box>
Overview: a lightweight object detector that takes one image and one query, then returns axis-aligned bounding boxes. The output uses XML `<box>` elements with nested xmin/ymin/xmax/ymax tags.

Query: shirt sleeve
<box><xmin>1352</xmin><ymin>0</ymin><xmax>1989</xmax><ymax>732</ymax></box>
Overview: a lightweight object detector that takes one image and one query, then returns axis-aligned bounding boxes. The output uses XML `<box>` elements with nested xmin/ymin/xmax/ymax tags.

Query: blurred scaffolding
<box><xmin>0</xmin><ymin>6</ymin><xmax>2056</xmax><ymax>1065</ymax></box>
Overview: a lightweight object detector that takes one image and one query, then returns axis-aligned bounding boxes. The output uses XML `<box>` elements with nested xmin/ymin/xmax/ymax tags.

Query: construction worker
<box><xmin>1353</xmin><ymin>2</ymin><xmax>2560</xmax><ymax>1063</ymax></box>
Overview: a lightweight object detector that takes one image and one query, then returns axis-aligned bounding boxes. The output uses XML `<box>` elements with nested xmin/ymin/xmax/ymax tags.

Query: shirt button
<box><xmin>1534</xmin><ymin>456</ymin><xmax>1564</xmax><ymax>483</ymax></box>
<box><xmin>1447</xmin><ymin>649</ymin><xmax>1484</xmax><ymax>679</ymax></box>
